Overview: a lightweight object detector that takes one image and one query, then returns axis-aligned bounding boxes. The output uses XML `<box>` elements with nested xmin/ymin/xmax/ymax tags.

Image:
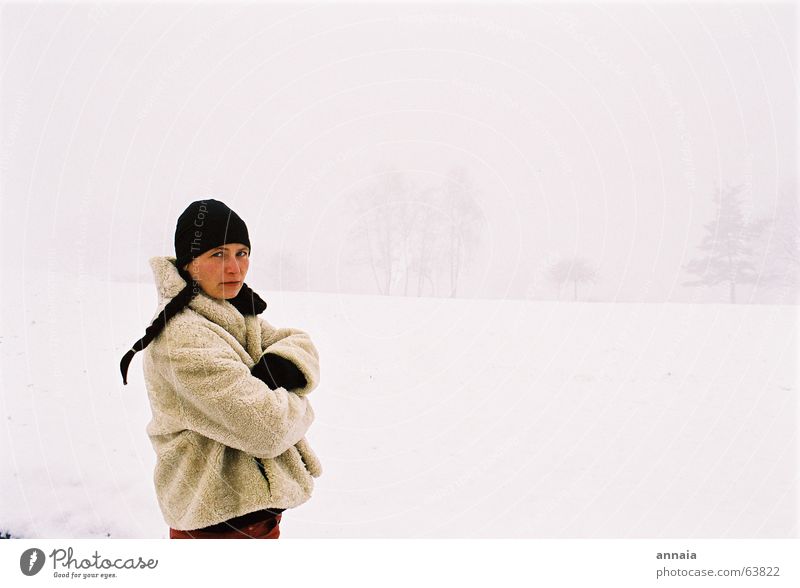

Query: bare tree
<box><xmin>407</xmin><ymin>186</ymin><xmax>445</xmax><ymax>297</ymax></box>
<box><xmin>756</xmin><ymin>188</ymin><xmax>799</xmax><ymax>301</ymax></box>
<box><xmin>441</xmin><ymin>166</ymin><xmax>484</xmax><ymax>297</ymax></box>
<box><xmin>346</xmin><ymin>205</ymin><xmax>384</xmax><ymax>294</ymax></box>
<box><xmin>346</xmin><ymin>166</ymin><xmax>484</xmax><ymax>297</ymax></box>
<box><xmin>346</xmin><ymin>170</ymin><xmax>411</xmax><ymax>295</ymax></box>
<box><xmin>683</xmin><ymin>182</ymin><xmax>767</xmax><ymax>303</ymax></box>
<box><xmin>547</xmin><ymin>257</ymin><xmax>599</xmax><ymax>300</ymax></box>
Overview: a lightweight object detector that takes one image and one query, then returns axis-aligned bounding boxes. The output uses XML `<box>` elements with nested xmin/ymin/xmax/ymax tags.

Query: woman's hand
<box><xmin>257</xmin><ymin>319</ymin><xmax>320</xmax><ymax>397</ymax></box>
<box><xmin>251</xmin><ymin>353</ymin><xmax>307</xmax><ymax>392</ymax></box>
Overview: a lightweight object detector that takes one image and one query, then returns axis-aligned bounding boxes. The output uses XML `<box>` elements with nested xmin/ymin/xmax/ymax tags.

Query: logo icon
<box><xmin>20</xmin><ymin>548</ymin><xmax>46</xmax><ymax>576</ymax></box>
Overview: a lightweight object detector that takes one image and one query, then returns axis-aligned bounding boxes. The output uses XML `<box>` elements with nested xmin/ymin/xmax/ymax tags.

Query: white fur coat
<box><xmin>142</xmin><ymin>256</ymin><xmax>322</xmax><ymax>531</ymax></box>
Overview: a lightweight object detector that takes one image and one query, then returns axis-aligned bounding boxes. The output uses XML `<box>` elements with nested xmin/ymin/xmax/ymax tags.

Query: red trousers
<box><xmin>169</xmin><ymin>510</ymin><xmax>282</xmax><ymax>539</ymax></box>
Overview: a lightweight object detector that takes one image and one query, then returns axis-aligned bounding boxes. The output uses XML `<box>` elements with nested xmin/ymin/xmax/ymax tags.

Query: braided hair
<box><xmin>119</xmin><ymin>266</ymin><xmax>267</xmax><ymax>385</ymax></box>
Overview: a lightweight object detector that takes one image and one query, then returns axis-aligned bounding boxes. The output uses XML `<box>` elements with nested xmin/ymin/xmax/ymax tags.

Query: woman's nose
<box><xmin>223</xmin><ymin>257</ymin><xmax>243</xmax><ymax>275</ymax></box>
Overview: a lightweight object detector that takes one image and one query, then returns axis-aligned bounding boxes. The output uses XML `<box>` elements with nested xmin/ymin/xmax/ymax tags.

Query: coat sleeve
<box><xmin>151</xmin><ymin>320</ymin><xmax>314</xmax><ymax>459</ymax></box>
<box><xmin>258</xmin><ymin>318</ymin><xmax>320</xmax><ymax>397</ymax></box>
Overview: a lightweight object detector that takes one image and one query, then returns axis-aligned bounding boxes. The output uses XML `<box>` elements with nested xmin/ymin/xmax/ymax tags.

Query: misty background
<box><xmin>1</xmin><ymin>1</ymin><xmax>797</xmax><ymax>304</ymax></box>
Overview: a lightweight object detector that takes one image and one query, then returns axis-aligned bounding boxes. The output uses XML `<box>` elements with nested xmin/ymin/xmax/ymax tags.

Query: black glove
<box><xmin>251</xmin><ymin>353</ymin><xmax>307</xmax><ymax>392</ymax></box>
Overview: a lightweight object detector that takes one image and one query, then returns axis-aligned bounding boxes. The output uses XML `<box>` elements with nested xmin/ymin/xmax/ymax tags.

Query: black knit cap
<box><xmin>174</xmin><ymin>199</ymin><xmax>251</xmax><ymax>271</ymax></box>
<box><xmin>119</xmin><ymin>198</ymin><xmax>267</xmax><ymax>385</ymax></box>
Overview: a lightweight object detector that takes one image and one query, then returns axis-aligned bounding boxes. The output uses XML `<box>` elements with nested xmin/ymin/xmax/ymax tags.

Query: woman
<box><xmin>119</xmin><ymin>199</ymin><xmax>322</xmax><ymax>539</ymax></box>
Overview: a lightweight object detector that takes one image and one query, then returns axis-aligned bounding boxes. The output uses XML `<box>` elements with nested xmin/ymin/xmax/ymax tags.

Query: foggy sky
<box><xmin>1</xmin><ymin>1</ymin><xmax>796</xmax><ymax>303</ymax></box>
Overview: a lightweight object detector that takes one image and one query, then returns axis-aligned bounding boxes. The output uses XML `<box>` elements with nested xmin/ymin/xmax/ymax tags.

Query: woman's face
<box><xmin>182</xmin><ymin>243</ymin><xmax>250</xmax><ymax>300</ymax></box>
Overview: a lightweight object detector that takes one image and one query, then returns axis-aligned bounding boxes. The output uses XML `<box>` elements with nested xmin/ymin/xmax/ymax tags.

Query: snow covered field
<box><xmin>1</xmin><ymin>269</ymin><xmax>796</xmax><ymax>538</ymax></box>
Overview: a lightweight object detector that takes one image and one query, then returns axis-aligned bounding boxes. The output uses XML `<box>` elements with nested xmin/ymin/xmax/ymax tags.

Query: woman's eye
<box><xmin>210</xmin><ymin>251</ymin><xmax>247</xmax><ymax>258</ymax></box>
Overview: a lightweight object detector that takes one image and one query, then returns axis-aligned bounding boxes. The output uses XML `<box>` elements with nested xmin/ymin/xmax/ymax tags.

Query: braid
<box><xmin>119</xmin><ymin>269</ymin><xmax>198</xmax><ymax>385</ymax></box>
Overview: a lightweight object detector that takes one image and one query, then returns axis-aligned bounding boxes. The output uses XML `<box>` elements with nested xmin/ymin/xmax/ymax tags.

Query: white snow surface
<box><xmin>1</xmin><ymin>270</ymin><xmax>796</xmax><ymax>538</ymax></box>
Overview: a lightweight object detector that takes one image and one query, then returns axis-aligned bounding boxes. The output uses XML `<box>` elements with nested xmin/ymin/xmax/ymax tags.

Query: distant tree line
<box><xmin>346</xmin><ymin>166</ymin><xmax>485</xmax><ymax>297</ymax></box>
